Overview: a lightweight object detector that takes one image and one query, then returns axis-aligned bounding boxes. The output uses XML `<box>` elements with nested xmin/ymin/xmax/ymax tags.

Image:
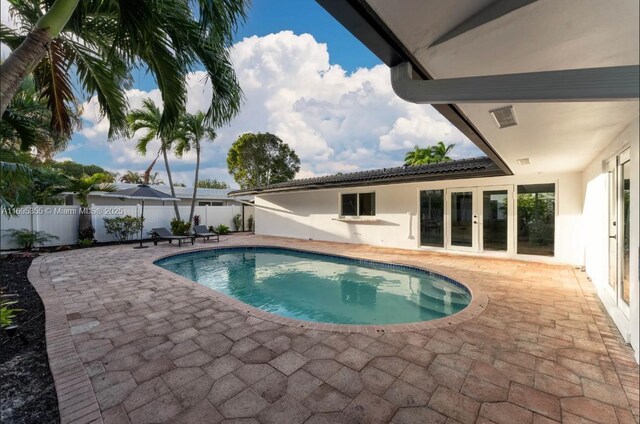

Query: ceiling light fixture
<box><xmin>490</xmin><ymin>106</ymin><xmax>517</xmax><ymax>128</ymax></box>
<box><xmin>516</xmin><ymin>158</ymin><xmax>530</xmax><ymax>165</ymax></box>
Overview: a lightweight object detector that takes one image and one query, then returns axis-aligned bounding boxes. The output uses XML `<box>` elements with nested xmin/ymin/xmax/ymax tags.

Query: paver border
<box><xmin>149</xmin><ymin>244</ymin><xmax>489</xmax><ymax>334</ymax></box>
<box><xmin>27</xmin><ymin>255</ymin><xmax>103</xmax><ymax>424</ymax></box>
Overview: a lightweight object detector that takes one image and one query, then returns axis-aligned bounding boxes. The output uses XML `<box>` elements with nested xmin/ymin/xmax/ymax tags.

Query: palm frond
<box><xmin>32</xmin><ymin>39</ymin><xmax>78</xmax><ymax>139</ymax></box>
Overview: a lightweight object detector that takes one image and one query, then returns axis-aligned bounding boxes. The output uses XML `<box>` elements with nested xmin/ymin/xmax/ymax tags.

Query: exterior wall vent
<box><xmin>516</xmin><ymin>158</ymin><xmax>530</xmax><ymax>165</ymax></box>
<box><xmin>490</xmin><ymin>106</ymin><xmax>517</xmax><ymax>128</ymax></box>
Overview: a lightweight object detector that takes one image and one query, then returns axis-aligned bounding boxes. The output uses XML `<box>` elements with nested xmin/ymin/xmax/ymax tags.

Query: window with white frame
<box><xmin>340</xmin><ymin>192</ymin><xmax>376</xmax><ymax>216</ymax></box>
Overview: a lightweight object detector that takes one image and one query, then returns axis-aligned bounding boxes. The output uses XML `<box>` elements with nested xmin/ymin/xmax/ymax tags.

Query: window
<box><xmin>340</xmin><ymin>192</ymin><xmax>375</xmax><ymax>216</ymax></box>
<box><xmin>420</xmin><ymin>190</ymin><xmax>444</xmax><ymax>247</ymax></box>
<box><xmin>199</xmin><ymin>201</ymin><xmax>224</xmax><ymax>206</ymax></box>
<box><xmin>341</xmin><ymin>194</ymin><xmax>357</xmax><ymax>216</ymax></box>
<box><xmin>358</xmin><ymin>193</ymin><xmax>376</xmax><ymax>216</ymax></box>
<box><xmin>517</xmin><ymin>184</ymin><xmax>555</xmax><ymax>256</ymax></box>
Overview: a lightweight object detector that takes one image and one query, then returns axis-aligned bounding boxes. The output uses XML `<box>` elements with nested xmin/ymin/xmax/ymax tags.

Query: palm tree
<box><xmin>1</xmin><ymin>0</ymin><xmax>248</xmax><ymax>137</ymax></box>
<box><xmin>148</xmin><ymin>173</ymin><xmax>164</xmax><ymax>185</ymax></box>
<box><xmin>127</xmin><ymin>98</ymin><xmax>186</xmax><ymax>220</ymax></box>
<box><xmin>0</xmin><ymin>75</ymin><xmax>78</xmax><ymax>159</ymax></box>
<box><xmin>176</xmin><ymin>111</ymin><xmax>217</xmax><ymax>223</ymax></box>
<box><xmin>404</xmin><ymin>146</ymin><xmax>433</xmax><ymax>166</ymax></box>
<box><xmin>0</xmin><ymin>161</ymin><xmax>32</xmax><ymax>212</ymax></box>
<box><xmin>62</xmin><ymin>173</ymin><xmax>115</xmax><ymax>233</ymax></box>
<box><xmin>431</xmin><ymin>142</ymin><xmax>455</xmax><ymax>163</ymax></box>
<box><xmin>120</xmin><ymin>171</ymin><xmax>143</xmax><ymax>184</ymax></box>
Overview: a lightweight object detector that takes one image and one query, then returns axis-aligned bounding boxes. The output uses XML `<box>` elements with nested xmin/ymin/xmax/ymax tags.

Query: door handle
<box><xmin>609</xmin><ymin>235</ymin><xmax>617</xmax><ymax>239</ymax></box>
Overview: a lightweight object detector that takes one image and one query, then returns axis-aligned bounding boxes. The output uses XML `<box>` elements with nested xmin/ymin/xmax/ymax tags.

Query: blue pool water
<box><xmin>155</xmin><ymin>247</ymin><xmax>471</xmax><ymax>325</ymax></box>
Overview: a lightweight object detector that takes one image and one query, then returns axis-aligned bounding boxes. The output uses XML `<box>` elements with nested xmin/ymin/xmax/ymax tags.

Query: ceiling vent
<box><xmin>516</xmin><ymin>158</ymin><xmax>530</xmax><ymax>165</ymax></box>
<box><xmin>490</xmin><ymin>106</ymin><xmax>517</xmax><ymax>128</ymax></box>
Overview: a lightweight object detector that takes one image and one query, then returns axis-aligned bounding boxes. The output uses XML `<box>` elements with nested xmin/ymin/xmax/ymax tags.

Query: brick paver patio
<box><xmin>28</xmin><ymin>235</ymin><xmax>639</xmax><ymax>424</ymax></box>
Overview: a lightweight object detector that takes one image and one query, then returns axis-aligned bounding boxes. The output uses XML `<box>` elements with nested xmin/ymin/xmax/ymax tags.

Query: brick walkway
<box><xmin>28</xmin><ymin>235</ymin><xmax>639</xmax><ymax>424</ymax></box>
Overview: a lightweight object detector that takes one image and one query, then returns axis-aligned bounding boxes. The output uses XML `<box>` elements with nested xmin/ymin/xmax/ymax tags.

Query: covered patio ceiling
<box><xmin>318</xmin><ymin>0</ymin><xmax>640</xmax><ymax>175</ymax></box>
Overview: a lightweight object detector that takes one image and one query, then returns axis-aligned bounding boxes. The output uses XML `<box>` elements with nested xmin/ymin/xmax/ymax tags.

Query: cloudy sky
<box><xmin>2</xmin><ymin>0</ymin><xmax>481</xmax><ymax>187</ymax></box>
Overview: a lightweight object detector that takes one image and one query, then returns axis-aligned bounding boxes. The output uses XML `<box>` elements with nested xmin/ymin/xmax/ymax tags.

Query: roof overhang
<box><xmin>316</xmin><ymin>0</ymin><xmax>639</xmax><ymax>175</ymax></box>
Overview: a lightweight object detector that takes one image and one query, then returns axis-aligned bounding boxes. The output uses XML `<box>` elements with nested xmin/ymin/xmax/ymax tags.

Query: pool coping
<box><xmin>150</xmin><ymin>244</ymin><xmax>489</xmax><ymax>334</ymax></box>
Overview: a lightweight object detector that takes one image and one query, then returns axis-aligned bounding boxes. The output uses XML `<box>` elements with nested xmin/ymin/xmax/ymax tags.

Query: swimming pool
<box><xmin>155</xmin><ymin>247</ymin><xmax>471</xmax><ymax>325</ymax></box>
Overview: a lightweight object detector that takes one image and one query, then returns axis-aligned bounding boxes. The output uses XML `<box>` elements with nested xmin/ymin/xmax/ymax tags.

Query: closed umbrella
<box><xmin>102</xmin><ymin>184</ymin><xmax>180</xmax><ymax>249</ymax></box>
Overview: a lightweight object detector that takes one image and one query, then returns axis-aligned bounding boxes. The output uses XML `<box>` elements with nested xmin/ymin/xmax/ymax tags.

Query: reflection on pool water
<box><xmin>155</xmin><ymin>247</ymin><xmax>471</xmax><ymax>325</ymax></box>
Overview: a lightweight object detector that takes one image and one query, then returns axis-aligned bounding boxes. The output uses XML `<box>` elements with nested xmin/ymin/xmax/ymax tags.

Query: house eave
<box><xmin>315</xmin><ymin>0</ymin><xmax>513</xmax><ymax>175</ymax></box>
<box><xmin>229</xmin><ymin>166</ymin><xmax>504</xmax><ymax>196</ymax></box>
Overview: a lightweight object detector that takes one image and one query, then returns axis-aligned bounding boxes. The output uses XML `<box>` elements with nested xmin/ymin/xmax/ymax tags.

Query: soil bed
<box><xmin>0</xmin><ymin>256</ymin><xmax>59</xmax><ymax>424</ymax></box>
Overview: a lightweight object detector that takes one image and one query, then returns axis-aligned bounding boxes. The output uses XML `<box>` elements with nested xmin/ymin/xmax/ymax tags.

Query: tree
<box><xmin>45</xmin><ymin>159</ymin><xmax>112</xmax><ymax>180</ymax></box>
<box><xmin>148</xmin><ymin>173</ymin><xmax>164</xmax><ymax>185</ymax></box>
<box><xmin>0</xmin><ymin>75</ymin><xmax>78</xmax><ymax>159</ymax></box>
<box><xmin>1</xmin><ymin>0</ymin><xmax>248</xmax><ymax>137</ymax></box>
<box><xmin>197</xmin><ymin>179</ymin><xmax>229</xmax><ymax>189</ymax></box>
<box><xmin>404</xmin><ymin>146</ymin><xmax>433</xmax><ymax>166</ymax></box>
<box><xmin>431</xmin><ymin>141</ymin><xmax>455</xmax><ymax>163</ymax></box>
<box><xmin>0</xmin><ymin>161</ymin><xmax>32</xmax><ymax>212</ymax></box>
<box><xmin>120</xmin><ymin>171</ymin><xmax>143</xmax><ymax>184</ymax></box>
<box><xmin>64</xmin><ymin>173</ymin><xmax>114</xmax><ymax>208</ymax></box>
<box><xmin>127</xmin><ymin>98</ymin><xmax>186</xmax><ymax>220</ymax></box>
<box><xmin>62</xmin><ymin>173</ymin><xmax>114</xmax><ymax>234</ymax></box>
<box><xmin>176</xmin><ymin>111</ymin><xmax>216</xmax><ymax>223</ymax></box>
<box><xmin>227</xmin><ymin>133</ymin><xmax>300</xmax><ymax>189</ymax></box>
<box><xmin>404</xmin><ymin>142</ymin><xmax>455</xmax><ymax>166</ymax></box>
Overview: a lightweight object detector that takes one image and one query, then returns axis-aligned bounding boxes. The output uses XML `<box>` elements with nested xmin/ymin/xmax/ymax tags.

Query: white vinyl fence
<box><xmin>1</xmin><ymin>204</ymin><xmax>245</xmax><ymax>250</ymax></box>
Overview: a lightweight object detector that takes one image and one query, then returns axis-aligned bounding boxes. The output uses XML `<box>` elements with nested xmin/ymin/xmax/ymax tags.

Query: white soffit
<box><xmin>366</xmin><ymin>0</ymin><xmax>640</xmax><ymax>174</ymax></box>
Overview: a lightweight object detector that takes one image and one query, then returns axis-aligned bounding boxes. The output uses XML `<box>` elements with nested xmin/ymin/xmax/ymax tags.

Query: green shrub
<box><xmin>5</xmin><ymin>229</ymin><xmax>59</xmax><ymax>250</ymax></box>
<box><xmin>213</xmin><ymin>224</ymin><xmax>230</xmax><ymax>235</ymax></box>
<box><xmin>0</xmin><ymin>292</ymin><xmax>23</xmax><ymax>328</ymax></box>
<box><xmin>170</xmin><ymin>218</ymin><xmax>191</xmax><ymax>236</ymax></box>
<box><xmin>232</xmin><ymin>214</ymin><xmax>242</xmax><ymax>231</ymax></box>
<box><xmin>247</xmin><ymin>215</ymin><xmax>254</xmax><ymax>232</ymax></box>
<box><xmin>104</xmin><ymin>215</ymin><xmax>144</xmax><ymax>242</ymax></box>
<box><xmin>78</xmin><ymin>238</ymin><xmax>93</xmax><ymax>248</ymax></box>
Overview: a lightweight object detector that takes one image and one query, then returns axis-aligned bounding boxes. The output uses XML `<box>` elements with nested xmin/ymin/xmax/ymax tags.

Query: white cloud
<box><xmin>75</xmin><ymin>30</ymin><xmax>482</xmax><ymax>186</ymax></box>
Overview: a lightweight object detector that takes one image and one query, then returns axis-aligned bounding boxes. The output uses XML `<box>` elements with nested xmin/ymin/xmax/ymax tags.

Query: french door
<box><xmin>607</xmin><ymin>149</ymin><xmax>631</xmax><ymax>317</ymax></box>
<box><xmin>479</xmin><ymin>186</ymin><xmax>513</xmax><ymax>253</ymax></box>
<box><xmin>421</xmin><ymin>186</ymin><xmax>513</xmax><ymax>253</ymax></box>
<box><xmin>446</xmin><ymin>188</ymin><xmax>477</xmax><ymax>251</ymax></box>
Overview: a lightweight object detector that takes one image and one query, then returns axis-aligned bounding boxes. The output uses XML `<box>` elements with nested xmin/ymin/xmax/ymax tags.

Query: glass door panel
<box><xmin>448</xmin><ymin>190</ymin><xmax>476</xmax><ymax>250</ymax></box>
<box><xmin>516</xmin><ymin>184</ymin><xmax>555</xmax><ymax>256</ymax></box>
<box><xmin>482</xmin><ymin>189</ymin><xmax>509</xmax><ymax>251</ymax></box>
<box><xmin>621</xmin><ymin>159</ymin><xmax>630</xmax><ymax>306</ymax></box>
<box><xmin>420</xmin><ymin>190</ymin><xmax>444</xmax><ymax>247</ymax></box>
<box><xmin>608</xmin><ymin>164</ymin><xmax>617</xmax><ymax>290</ymax></box>
<box><xmin>607</xmin><ymin>149</ymin><xmax>630</xmax><ymax>317</ymax></box>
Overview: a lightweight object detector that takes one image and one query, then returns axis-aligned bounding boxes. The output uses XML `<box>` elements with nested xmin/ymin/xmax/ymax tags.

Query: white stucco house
<box><xmin>231</xmin><ymin>1</ymin><xmax>640</xmax><ymax>361</ymax></box>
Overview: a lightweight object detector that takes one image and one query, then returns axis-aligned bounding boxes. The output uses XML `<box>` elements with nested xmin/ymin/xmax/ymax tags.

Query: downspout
<box><xmin>390</xmin><ymin>62</ymin><xmax>640</xmax><ymax>104</ymax></box>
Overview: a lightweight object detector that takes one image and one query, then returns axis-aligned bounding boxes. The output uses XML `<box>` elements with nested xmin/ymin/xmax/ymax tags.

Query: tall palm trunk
<box><xmin>0</xmin><ymin>0</ymin><xmax>80</xmax><ymax>116</ymax></box>
<box><xmin>142</xmin><ymin>149</ymin><xmax>162</xmax><ymax>185</ymax></box>
<box><xmin>162</xmin><ymin>146</ymin><xmax>181</xmax><ymax>220</ymax></box>
<box><xmin>188</xmin><ymin>147</ymin><xmax>201</xmax><ymax>224</ymax></box>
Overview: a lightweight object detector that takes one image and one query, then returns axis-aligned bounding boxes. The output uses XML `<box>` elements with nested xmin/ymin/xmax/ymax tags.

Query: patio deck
<box><xmin>28</xmin><ymin>235</ymin><xmax>639</xmax><ymax>424</ymax></box>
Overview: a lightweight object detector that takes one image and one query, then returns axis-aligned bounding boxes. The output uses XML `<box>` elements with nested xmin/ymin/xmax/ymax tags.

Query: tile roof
<box><xmin>230</xmin><ymin>157</ymin><xmax>503</xmax><ymax>195</ymax></box>
<box><xmin>114</xmin><ymin>183</ymin><xmax>232</xmax><ymax>200</ymax></box>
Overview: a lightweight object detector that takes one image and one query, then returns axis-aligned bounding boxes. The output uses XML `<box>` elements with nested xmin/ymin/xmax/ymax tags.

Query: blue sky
<box><xmin>33</xmin><ymin>0</ymin><xmax>479</xmax><ymax>187</ymax></box>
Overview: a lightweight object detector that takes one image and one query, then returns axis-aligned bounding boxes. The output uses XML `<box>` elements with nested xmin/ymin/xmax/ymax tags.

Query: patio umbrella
<box><xmin>102</xmin><ymin>184</ymin><xmax>180</xmax><ymax>249</ymax></box>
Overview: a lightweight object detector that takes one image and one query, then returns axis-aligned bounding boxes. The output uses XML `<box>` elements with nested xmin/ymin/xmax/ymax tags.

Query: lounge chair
<box><xmin>193</xmin><ymin>225</ymin><xmax>220</xmax><ymax>243</ymax></box>
<box><xmin>151</xmin><ymin>228</ymin><xmax>195</xmax><ymax>247</ymax></box>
